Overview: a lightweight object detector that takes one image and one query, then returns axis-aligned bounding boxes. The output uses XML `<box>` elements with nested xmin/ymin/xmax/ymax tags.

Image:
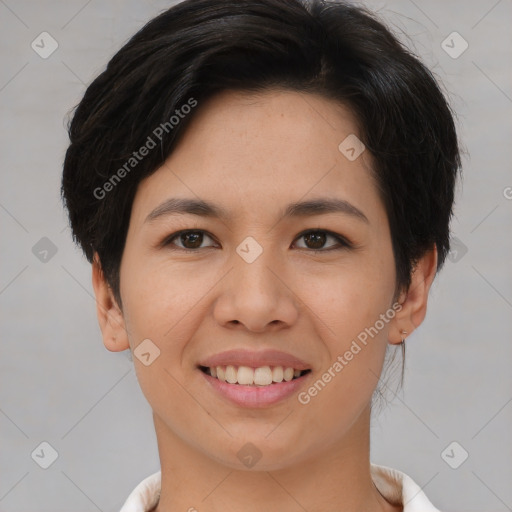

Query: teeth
<box><xmin>237</xmin><ymin>366</ymin><xmax>254</xmax><ymax>385</ymax></box>
<box><xmin>272</xmin><ymin>366</ymin><xmax>284</xmax><ymax>383</ymax></box>
<box><xmin>254</xmin><ymin>366</ymin><xmax>273</xmax><ymax>386</ymax></box>
<box><xmin>283</xmin><ymin>367</ymin><xmax>294</xmax><ymax>381</ymax></box>
<box><xmin>207</xmin><ymin>365</ymin><xmax>306</xmax><ymax>386</ymax></box>
<box><xmin>216</xmin><ymin>366</ymin><xmax>226</xmax><ymax>382</ymax></box>
<box><xmin>225</xmin><ymin>365</ymin><xmax>237</xmax><ymax>384</ymax></box>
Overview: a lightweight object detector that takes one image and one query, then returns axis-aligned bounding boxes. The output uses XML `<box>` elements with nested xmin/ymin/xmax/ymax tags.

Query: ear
<box><xmin>91</xmin><ymin>252</ymin><xmax>130</xmax><ymax>352</ymax></box>
<box><xmin>388</xmin><ymin>245</ymin><xmax>438</xmax><ymax>345</ymax></box>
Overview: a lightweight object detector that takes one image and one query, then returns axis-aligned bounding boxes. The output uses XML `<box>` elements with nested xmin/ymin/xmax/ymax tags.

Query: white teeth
<box><xmin>272</xmin><ymin>366</ymin><xmax>284</xmax><ymax>383</ymax></box>
<box><xmin>283</xmin><ymin>367</ymin><xmax>294</xmax><ymax>381</ymax></box>
<box><xmin>225</xmin><ymin>365</ymin><xmax>237</xmax><ymax>384</ymax></box>
<box><xmin>207</xmin><ymin>365</ymin><xmax>305</xmax><ymax>386</ymax></box>
<box><xmin>237</xmin><ymin>366</ymin><xmax>254</xmax><ymax>385</ymax></box>
<box><xmin>216</xmin><ymin>366</ymin><xmax>225</xmax><ymax>382</ymax></box>
<box><xmin>254</xmin><ymin>366</ymin><xmax>273</xmax><ymax>386</ymax></box>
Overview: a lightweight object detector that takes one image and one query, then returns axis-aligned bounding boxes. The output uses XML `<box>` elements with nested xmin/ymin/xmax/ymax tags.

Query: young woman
<box><xmin>61</xmin><ymin>1</ymin><xmax>461</xmax><ymax>510</ymax></box>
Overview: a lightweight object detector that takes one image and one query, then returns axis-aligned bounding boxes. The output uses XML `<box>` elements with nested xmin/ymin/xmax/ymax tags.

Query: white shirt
<box><xmin>119</xmin><ymin>464</ymin><xmax>441</xmax><ymax>511</ymax></box>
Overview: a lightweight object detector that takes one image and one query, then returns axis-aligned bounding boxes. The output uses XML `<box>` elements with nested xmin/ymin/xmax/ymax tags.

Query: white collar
<box><xmin>120</xmin><ymin>464</ymin><xmax>441</xmax><ymax>512</ymax></box>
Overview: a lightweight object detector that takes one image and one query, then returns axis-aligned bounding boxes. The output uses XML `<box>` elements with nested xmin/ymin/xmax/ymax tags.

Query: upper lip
<box><xmin>198</xmin><ymin>349</ymin><xmax>311</xmax><ymax>370</ymax></box>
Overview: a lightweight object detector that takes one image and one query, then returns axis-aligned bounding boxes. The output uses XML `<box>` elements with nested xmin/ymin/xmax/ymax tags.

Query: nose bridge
<box><xmin>214</xmin><ymin>233</ymin><xmax>298</xmax><ymax>331</ymax></box>
<box><xmin>232</xmin><ymin>234</ymin><xmax>282</xmax><ymax>298</ymax></box>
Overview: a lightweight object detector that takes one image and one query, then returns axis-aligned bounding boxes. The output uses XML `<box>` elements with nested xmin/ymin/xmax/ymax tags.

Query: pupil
<box><xmin>183</xmin><ymin>231</ymin><xmax>202</xmax><ymax>248</ymax></box>
<box><xmin>305</xmin><ymin>232</ymin><xmax>325</xmax><ymax>249</ymax></box>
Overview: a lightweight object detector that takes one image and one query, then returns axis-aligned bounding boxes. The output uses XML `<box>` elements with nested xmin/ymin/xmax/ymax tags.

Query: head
<box><xmin>62</xmin><ymin>0</ymin><xmax>460</xmax><ymax>470</ymax></box>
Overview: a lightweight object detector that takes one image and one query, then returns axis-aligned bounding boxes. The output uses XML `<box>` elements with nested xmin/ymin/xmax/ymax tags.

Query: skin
<box><xmin>92</xmin><ymin>89</ymin><xmax>437</xmax><ymax>512</ymax></box>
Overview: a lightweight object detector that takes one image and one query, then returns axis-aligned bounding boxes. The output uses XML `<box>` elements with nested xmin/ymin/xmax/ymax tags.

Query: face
<box><xmin>106</xmin><ymin>89</ymin><xmax>406</xmax><ymax>470</ymax></box>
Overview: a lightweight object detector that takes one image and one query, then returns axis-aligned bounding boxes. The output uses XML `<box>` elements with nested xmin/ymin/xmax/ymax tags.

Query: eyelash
<box><xmin>161</xmin><ymin>229</ymin><xmax>353</xmax><ymax>253</ymax></box>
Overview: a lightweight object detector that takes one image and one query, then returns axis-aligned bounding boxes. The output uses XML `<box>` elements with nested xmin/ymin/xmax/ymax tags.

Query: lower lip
<box><xmin>199</xmin><ymin>369</ymin><xmax>311</xmax><ymax>408</ymax></box>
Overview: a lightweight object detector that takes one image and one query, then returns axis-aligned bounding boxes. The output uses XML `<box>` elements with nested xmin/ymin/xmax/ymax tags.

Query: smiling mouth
<box><xmin>199</xmin><ymin>365</ymin><xmax>311</xmax><ymax>386</ymax></box>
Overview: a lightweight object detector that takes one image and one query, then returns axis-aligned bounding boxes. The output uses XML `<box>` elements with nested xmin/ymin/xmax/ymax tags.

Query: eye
<box><xmin>293</xmin><ymin>229</ymin><xmax>351</xmax><ymax>252</ymax></box>
<box><xmin>162</xmin><ymin>230</ymin><xmax>217</xmax><ymax>251</ymax></box>
<box><xmin>161</xmin><ymin>229</ymin><xmax>352</xmax><ymax>253</ymax></box>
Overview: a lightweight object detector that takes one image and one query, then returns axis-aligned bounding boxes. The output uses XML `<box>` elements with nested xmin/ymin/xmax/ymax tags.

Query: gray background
<box><xmin>1</xmin><ymin>0</ymin><xmax>511</xmax><ymax>510</ymax></box>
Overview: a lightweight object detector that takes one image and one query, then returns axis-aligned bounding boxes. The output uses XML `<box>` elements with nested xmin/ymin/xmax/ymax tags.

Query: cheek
<box><xmin>119</xmin><ymin>256</ymin><xmax>223</xmax><ymax>405</ymax></box>
<box><xmin>294</xmin><ymin>275</ymin><xmax>392</xmax><ymax>440</ymax></box>
<box><xmin>304</xmin><ymin>254</ymin><xmax>395</xmax><ymax>338</ymax></box>
<box><xmin>118</xmin><ymin>258</ymin><xmax>209</xmax><ymax>417</ymax></box>
<box><xmin>299</xmin><ymin>253</ymin><xmax>394</xmax><ymax>403</ymax></box>
<box><xmin>120</xmin><ymin>257</ymin><xmax>215</xmax><ymax>342</ymax></box>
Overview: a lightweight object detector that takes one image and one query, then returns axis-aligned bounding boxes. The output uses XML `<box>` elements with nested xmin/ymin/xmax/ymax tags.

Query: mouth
<box><xmin>198</xmin><ymin>364</ymin><xmax>312</xmax><ymax>386</ymax></box>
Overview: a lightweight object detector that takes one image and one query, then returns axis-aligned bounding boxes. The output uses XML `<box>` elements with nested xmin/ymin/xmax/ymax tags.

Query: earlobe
<box><xmin>388</xmin><ymin>245</ymin><xmax>438</xmax><ymax>345</ymax></box>
<box><xmin>91</xmin><ymin>253</ymin><xmax>130</xmax><ymax>352</ymax></box>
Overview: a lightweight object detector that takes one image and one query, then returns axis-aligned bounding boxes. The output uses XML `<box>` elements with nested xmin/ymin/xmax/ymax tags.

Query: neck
<box><xmin>152</xmin><ymin>405</ymin><xmax>398</xmax><ymax>512</ymax></box>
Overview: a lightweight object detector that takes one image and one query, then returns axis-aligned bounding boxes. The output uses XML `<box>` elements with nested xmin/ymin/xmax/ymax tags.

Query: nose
<box><xmin>213</xmin><ymin>245</ymin><xmax>299</xmax><ymax>333</ymax></box>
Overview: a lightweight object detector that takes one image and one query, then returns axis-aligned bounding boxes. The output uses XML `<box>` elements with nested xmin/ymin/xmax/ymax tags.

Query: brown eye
<box><xmin>180</xmin><ymin>231</ymin><xmax>203</xmax><ymax>248</ymax></box>
<box><xmin>303</xmin><ymin>231</ymin><xmax>327</xmax><ymax>250</ymax></box>
<box><xmin>163</xmin><ymin>230</ymin><xmax>216</xmax><ymax>251</ymax></box>
<box><xmin>294</xmin><ymin>230</ymin><xmax>351</xmax><ymax>252</ymax></box>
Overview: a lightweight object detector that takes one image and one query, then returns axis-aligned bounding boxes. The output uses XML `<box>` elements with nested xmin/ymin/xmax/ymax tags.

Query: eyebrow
<box><xmin>145</xmin><ymin>197</ymin><xmax>369</xmax><ymax>224</ymax></box>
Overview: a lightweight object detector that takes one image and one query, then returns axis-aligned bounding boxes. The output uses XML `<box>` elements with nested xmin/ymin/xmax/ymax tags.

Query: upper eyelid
<box><xmin>294</xmin><ymin>228</ymin><xmax>349</xmax><ymax>241</ymax></box>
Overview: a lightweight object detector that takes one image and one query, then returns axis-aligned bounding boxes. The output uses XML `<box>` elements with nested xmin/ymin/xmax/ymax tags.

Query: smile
<box><xmin>198</xmin><ymin>365</ymin><xmax>313</xmax><ymax>408</ymax></box>
<box><xmin>199</xmin><ymin>364</ymin><xmax>311</xmax><ymax>386</ymax></box>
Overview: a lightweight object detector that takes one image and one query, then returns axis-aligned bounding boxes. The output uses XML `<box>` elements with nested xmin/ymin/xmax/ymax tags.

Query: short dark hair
<box><xmin>61</xmin><ymin>0</ymin><xmax>461</xmax><ymax>306</ymax></box>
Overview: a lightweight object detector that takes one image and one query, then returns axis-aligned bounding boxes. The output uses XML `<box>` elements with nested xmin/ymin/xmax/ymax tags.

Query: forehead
<box><xmin>180</xmin><ymin>88</ymin><xmax>363</xmax><ymax>156</ymax></box>
<box><xmin>130</xmin><ymin>89</ymin><xmax>381</xmax><ymax>225</ymax></box>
